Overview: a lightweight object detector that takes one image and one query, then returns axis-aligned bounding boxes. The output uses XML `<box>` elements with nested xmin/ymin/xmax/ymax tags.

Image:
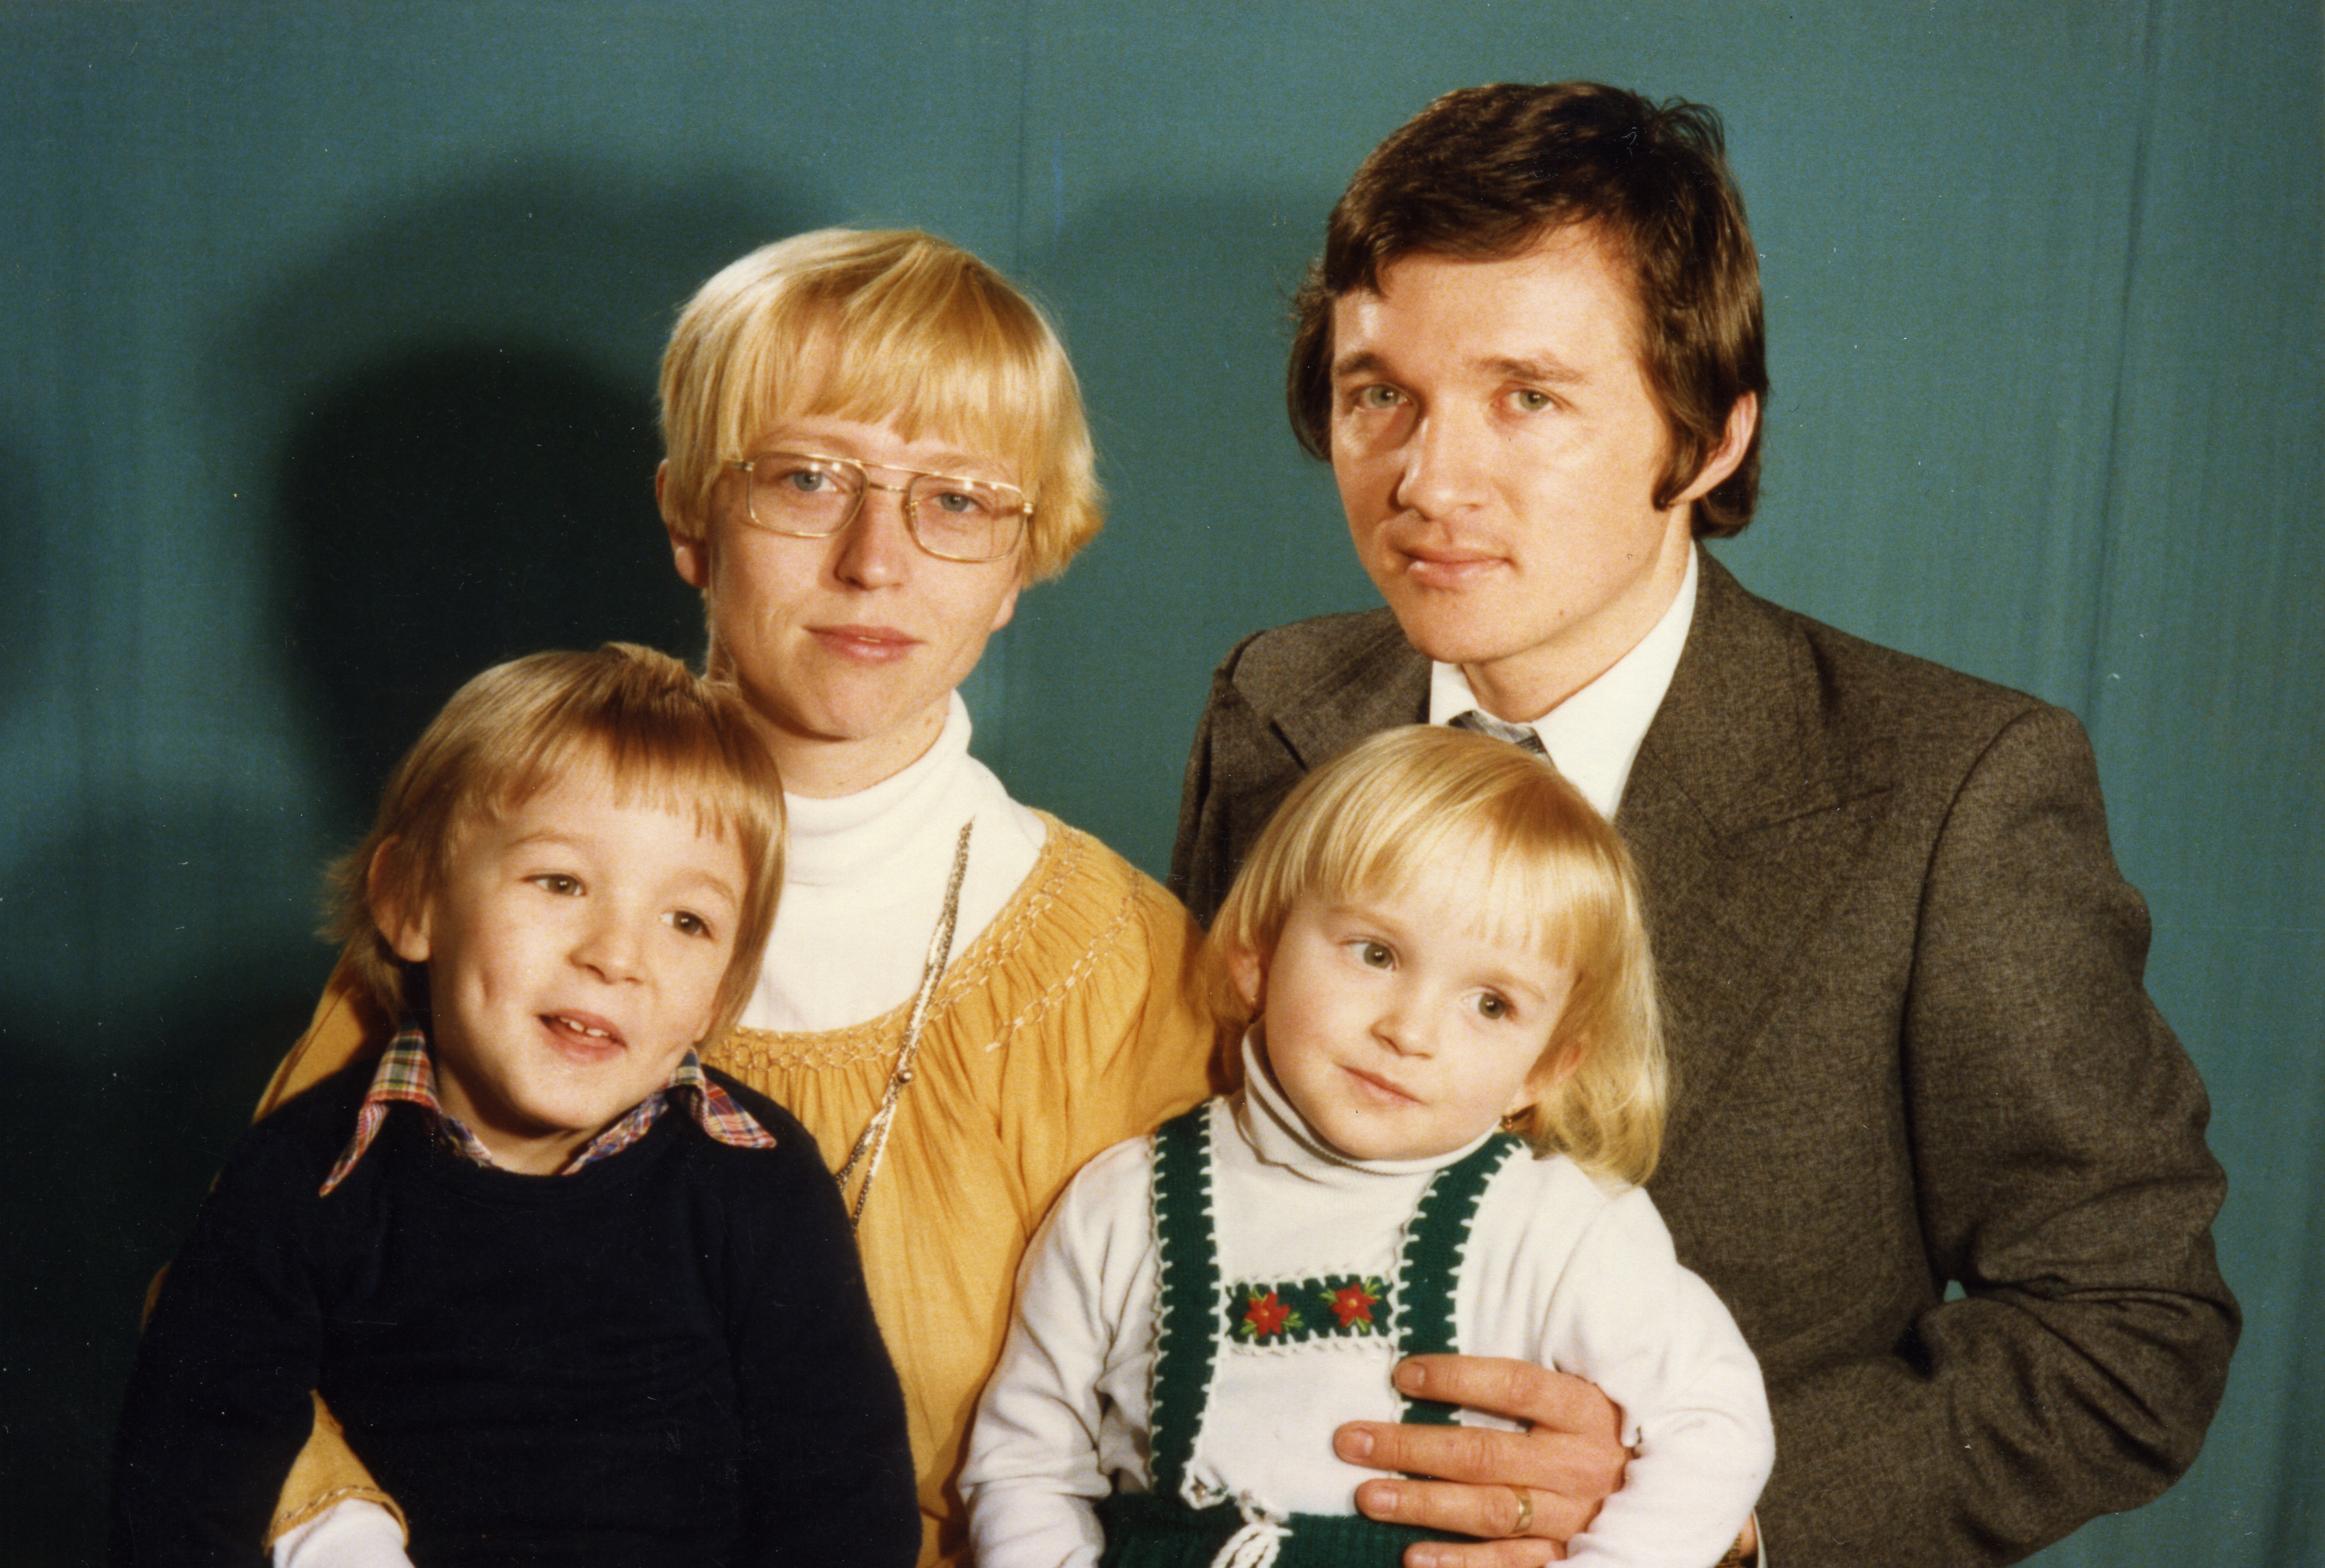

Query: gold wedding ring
<box><xmin>1506</xmin><ymin>1485</ymin><xmax>1535</xmax><ymax>1537</ymax></box>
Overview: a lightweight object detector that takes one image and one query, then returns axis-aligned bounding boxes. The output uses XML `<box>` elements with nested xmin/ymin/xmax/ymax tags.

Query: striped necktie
<box><xmin>1448</xmin><ymin>708</ymin><xmax>1549</xmax><ymax>759</ymax></box>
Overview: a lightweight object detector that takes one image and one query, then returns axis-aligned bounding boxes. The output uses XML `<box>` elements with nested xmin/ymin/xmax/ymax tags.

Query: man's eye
<box><xmin>1511</xmin><ymin>389</ymin><xmax>1553</xmax><ymax>412</ymax></box>
<box><xmin>1356</xmin><ymin>385</ymin><xmax>1402</xmax><ymax>410</ymax></box>
<box><xmin>529</xmin><ymin>874</ymin><xmax>582</xmax><ymax>897</ymax></box>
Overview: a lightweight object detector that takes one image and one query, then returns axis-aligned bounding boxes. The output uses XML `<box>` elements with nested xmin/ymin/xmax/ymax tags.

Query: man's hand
<box><xmin>1332</xmin><ymin>1356</ymin><xmax>1627</xmax><ymax>1568</ymax></box>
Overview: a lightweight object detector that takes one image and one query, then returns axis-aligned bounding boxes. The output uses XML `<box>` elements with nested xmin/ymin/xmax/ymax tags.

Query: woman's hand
<box><xmin>1332</xmin><ymin>1356</ymin><xmax>1627</xmax><ymax>1567</ymax></box>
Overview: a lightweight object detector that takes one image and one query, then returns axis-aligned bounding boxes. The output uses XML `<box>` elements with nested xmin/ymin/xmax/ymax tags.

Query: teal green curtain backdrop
<box><xmin>4</xmin><ymin>3</ymin><xmax>2317</xmax><ymax>1562</ymax></box>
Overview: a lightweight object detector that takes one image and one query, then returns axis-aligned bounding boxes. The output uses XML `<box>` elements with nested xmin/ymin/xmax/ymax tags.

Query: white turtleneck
<box><xmin>1235</xmin><ymin>1032</ymin><xmax>1502</xmax><ymax>1183</ymax></box>
<box><xmin>742</xmin><ymin>693</ymin><xmax>1047</xmax><ymax>1033</ymax></box>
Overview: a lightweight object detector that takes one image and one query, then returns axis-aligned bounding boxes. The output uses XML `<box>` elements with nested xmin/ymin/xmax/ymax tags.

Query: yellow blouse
<box><xmin>258</xmin><ymin>817</ymin><xmax>1223</xmax><ymax>1567</ymax></box>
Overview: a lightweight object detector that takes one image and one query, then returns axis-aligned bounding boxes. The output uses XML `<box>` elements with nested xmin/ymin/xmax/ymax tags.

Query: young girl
<box><xmin>962</xmin><ymin>725</ymin><xmax>1772</xmax><ymax>1567</ymax></box>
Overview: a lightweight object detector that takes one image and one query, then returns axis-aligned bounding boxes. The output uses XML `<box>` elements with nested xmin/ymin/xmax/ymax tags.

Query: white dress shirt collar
<box><xmin>1427</xmin><ymin>547</ymin><xmax>1698</xmax><ymax>820</ymax></box>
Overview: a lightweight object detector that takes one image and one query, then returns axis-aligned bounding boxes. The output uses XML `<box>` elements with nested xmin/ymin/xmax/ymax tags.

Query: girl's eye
<box><xmin>1355</xmin><ymin>939</ymin><xmax>1394</xmax><ymax>969</ymax></box>
<box><xmin>666</xmin><ymin>910</ymin><xmax>714</xmax><ymax>940</ymax></box>
<box><xmin>1473</xmin><ymin>992</ymin><xmax>1511</xmax><ymax>1021</ymax></box>
<box><xmin>529</xmin><ymin>873</ymin><xmax>582</xmax><ymax>897</ymax></box>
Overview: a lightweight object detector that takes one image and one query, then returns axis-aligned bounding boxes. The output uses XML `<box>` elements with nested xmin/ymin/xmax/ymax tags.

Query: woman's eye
<box><xmin>529</xmin><ymin>873</ymin><xmax>582</xmax><ymax>897</ymax></box>
<box><xmin>1356</xmin><ymin>385</ymin><xmax>1401</xmax><ymax>411</ymax></box>
<box><xmin>929</xmin><ymin>487</ymin><xmax>990</xmax><ymax>518</ymax></box>
<box><xmin>781</xmin><ymin>466</ymin><xmax>832</xmax><ymax>494</ymax></box>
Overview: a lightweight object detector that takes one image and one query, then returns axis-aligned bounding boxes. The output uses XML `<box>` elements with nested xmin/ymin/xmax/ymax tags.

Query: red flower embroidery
<box><xmin>1241</xmin><ymin>1290</ymin><xmax>1292</xmax><ymax>1338</ymax></box>
<box><xmin>1330</xmin><ymin>1281</ymin><xmax>1381</xmax><ymax>1329</ymax></box>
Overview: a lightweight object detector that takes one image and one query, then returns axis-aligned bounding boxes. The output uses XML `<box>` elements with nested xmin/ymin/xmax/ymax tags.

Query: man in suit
<box><xmin>1171</xmin><ymin>82</ymin><xmax>2236</xmax><ymax>1567</ymax></box>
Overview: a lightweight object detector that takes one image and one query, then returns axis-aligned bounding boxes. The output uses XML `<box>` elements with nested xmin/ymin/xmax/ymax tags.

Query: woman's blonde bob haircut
<box><xmin>330</xmin><ymin>643</ymin><xmax>786</xmax><ymax>1048</ymax></box>
<box><xmin>657</xmin><ymin>227</ymin><xmax>1102</xmax><ymax>583</ymax></box>
<box><xmin>1207</xmin><ymin>726</ymin><xmax>1666</xmax><ymax>1185</ymax></box>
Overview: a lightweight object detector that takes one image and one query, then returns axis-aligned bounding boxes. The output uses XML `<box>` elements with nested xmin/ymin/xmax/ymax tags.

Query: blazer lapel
<box><xmin>1269</xmin><ymin>609</ymin><xmax>1430</xmax><ymax>769</ymax></box>
<box><xmin>1619</xmin><ymin>554</ymin><xmax>1897</xmax><ymax>1165</ymax></box>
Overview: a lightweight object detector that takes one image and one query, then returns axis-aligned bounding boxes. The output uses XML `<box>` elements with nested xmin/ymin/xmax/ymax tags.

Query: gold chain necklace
<box><xmin>836</xmin><ymin>818</ymin><xmax>974</xmax><ymax>1228</ymax></box>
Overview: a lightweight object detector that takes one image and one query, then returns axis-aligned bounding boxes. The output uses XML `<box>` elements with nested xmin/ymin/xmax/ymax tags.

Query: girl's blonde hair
<box><xmin>330</xmin><ymin>643</ymin><xmax>785</xmax><ymax>1047</ymax></box>
<box><xmin>1208</xmin><ymin>725</ymin><xmax>1666</xmax><ymax>1185</ymax></box>
<box><xmin>657</xmin><ymin>227</ymin><xmax>1101</xmax><ymax>583</ymax></box>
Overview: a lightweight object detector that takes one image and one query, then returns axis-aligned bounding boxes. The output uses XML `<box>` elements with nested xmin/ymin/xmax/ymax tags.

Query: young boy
<box><xmin>112</xmin><ymin>644</ymin><xmax>918</xmax><ymax>1568</ymax></box>
<box><xmin>962</xmin><ymin>726</ymin><xmax>1773</xmax><ymax>1567</ymax></box>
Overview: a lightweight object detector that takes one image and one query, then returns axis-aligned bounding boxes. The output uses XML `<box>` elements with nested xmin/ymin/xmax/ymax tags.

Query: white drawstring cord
<box><xmin>1207</xmin><ymin>1495</ymin><xmax>1292</xmax><ymax>1568</ymax></box>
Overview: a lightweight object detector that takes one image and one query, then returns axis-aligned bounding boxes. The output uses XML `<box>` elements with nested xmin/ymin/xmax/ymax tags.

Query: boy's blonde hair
<box><xmin>1208</xmin><ymin>725</ymin><xmax>1666</xmax><ymax>1185</ymax></box>
<box><xmin>657</xmin><ymin>227</ymin><xmax>1102</xmax><ymax>583</ymax></box>
<box><xmin>330</xmin><ymin>643</ymin><xmax>785</xmax><ymax>1047</ymax></box>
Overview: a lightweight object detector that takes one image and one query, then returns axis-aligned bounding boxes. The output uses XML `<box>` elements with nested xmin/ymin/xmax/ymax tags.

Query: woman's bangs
<box><xmin>812</xmin><ymin>306</ymin><xmax>1046</xmax><ymax>488</ymax></box>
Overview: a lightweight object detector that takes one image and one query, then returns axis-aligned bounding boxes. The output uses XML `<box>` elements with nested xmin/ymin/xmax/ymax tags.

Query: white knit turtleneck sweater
<box><xmin>962</xmin><ymin>1038</ymin><xmax>1773</xmax><ymax>1568</ymax></box>
<box><xmin>742</xmin><ymin>694</ymin><xmax>1048</xmax><ymax>1033</ymax></box>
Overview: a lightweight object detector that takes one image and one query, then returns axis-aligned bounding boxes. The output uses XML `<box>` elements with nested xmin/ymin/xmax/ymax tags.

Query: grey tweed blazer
<box><xmin>1170</xmin><ymin>552</ymin><xmax>2235</xmax><ymax>1566</ymax></box>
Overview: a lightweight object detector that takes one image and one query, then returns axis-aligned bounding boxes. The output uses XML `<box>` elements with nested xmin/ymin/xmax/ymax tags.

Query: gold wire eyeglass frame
<box><xmin>724</xmin><ymin>451</ymin><xmax>1031</xmax><ymax>564</ymax></box>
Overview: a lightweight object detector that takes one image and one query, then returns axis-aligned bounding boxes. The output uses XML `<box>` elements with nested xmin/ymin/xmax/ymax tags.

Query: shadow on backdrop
<box><xmin>278</xmin><ymin>343</ymin><xmax>690</xmax><ymax>804</ymax></box>
<box><xmin>3</xmin><ymin>161</ymin><xmax>832</xmax><ymax>1568</ymax></box>
<box><xmin>0</xmin><ymin>418</ymin><xmax>41</xmax><ymax>698</ymax></box>
<box><xmin>226</xmin><ymin>161</ymin><xmax>839</xmax><ymax>836</ymax></box>
<box><xmin>1002</xmin><ymin>184</ymin><xmax>1362</xmax><ymax>873</ymax></box>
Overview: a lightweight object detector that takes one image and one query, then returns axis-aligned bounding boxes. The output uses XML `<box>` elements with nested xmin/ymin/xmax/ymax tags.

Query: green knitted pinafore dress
<box><xmin>1096</xmin><ymin>1106</ymin><xmax>1525</xmax><ymax>1568</ymax></box>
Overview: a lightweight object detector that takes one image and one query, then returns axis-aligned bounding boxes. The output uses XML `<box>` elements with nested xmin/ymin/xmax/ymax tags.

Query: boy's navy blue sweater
<box><xmin>112</xmin><ymin>1059</ymin><xmax>917</xmax><ymax>1567</ymax></box>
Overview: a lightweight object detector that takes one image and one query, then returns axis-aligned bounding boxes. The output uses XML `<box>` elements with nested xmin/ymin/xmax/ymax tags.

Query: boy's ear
<box><xmin>367</xmin><ymin>839</ymin><xmax>434</xmax><ymax>964</ymax></box>
<box><xmin>1224</xmin><ymin>944</ymin><xmax>1267</xmax><ymax>1014</ymax></box>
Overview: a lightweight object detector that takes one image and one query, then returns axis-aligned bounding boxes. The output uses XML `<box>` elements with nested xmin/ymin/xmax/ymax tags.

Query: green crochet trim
<box><xmin>1222</xmin><ymin>1274</ymin><xmax>1392</xmax><ymax>1344</ymax></box>
<box><xmin>1099</xmin><ymin>1489</ymin><xmax>1464</xmax><ymax>1565</ymax></box>
<box><xmin>1394</xmin><ymin>1133</ymin><xmax>1525</xmax><ymax>1423</ymax></box>
<box><xmin>1147</xmin><ymin>1108</ymin><xmax>1218</xmax><ymax>1495</ymax></box>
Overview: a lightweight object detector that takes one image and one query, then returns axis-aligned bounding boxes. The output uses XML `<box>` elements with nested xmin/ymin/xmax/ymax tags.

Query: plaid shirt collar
<box><xmin>322</xmin><ymin>1023</ymin><xmax>774</xmax><ymax>1195</ymax></box>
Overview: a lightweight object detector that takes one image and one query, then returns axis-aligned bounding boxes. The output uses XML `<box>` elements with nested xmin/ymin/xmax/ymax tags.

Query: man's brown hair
<box><xmin>1288</xmin><ymin>81</ymin><xmax>1767</xmax><ymax>538</ymax></box>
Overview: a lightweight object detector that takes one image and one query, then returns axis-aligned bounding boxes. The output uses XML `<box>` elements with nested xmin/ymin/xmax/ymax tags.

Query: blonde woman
<box><xmin>257</xmin><ymin>230</ymin><xmax>1221</xmax><ymax>1565</ymax></box>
